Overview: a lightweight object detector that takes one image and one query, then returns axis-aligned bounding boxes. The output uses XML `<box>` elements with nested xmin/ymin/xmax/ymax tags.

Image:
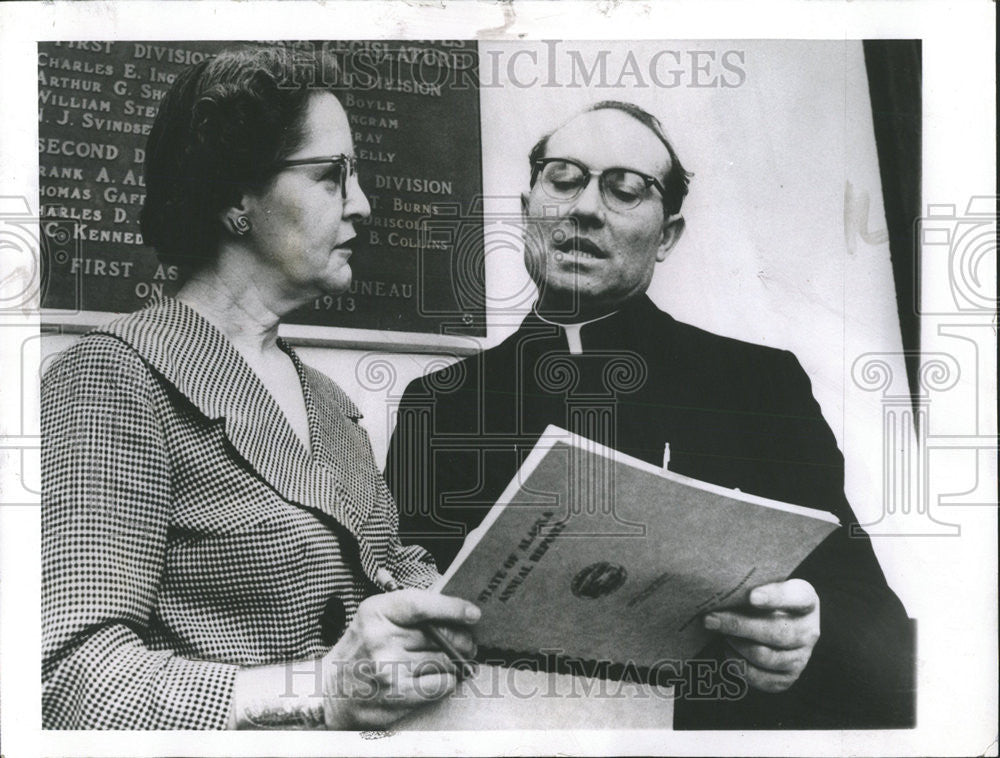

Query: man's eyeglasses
<box><xmin>531</xmin><ymin>157</ymin><xmax>666</xmax><ymax>212</ymax></box>
<box><xmin>270</xmin><ymin>154</ymin><xmax>358</xmax><ymax>199</ymax></box>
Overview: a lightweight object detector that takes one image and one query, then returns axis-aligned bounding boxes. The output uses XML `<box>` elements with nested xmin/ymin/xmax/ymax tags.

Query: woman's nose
<box><xmin>344</xmin><ymin>173</ymin><xmax>371</xmax><ymax>221</ymax></box>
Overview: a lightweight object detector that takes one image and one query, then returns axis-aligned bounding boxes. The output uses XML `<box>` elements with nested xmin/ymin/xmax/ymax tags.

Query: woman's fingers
<box><xmin>321</xmin><ymin>590</ymin><xmax>483</xmax><ymax>727</ymax></box>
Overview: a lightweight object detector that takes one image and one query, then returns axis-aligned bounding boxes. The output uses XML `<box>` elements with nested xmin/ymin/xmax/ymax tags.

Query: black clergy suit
<box><xmin>385</xmin><ymin>295</ymin><xmax>913</xmax><ymax>729</ymax></box>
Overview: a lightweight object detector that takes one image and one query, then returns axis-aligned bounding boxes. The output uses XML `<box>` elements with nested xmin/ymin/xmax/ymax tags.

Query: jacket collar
<box><xmin>93</xmin><ymin>297</ymin><xmax>381</xmax><ymax>572</ymax></box>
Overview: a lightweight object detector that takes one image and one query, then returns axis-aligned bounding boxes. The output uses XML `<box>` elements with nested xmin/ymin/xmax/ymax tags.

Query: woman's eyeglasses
<box><xmin>532</xmin><ymin>157</ymin><xmax>665</xmax><ymax>212</ymax></box>
<box><xmin>271</xmin><ymin>154</ymin><xmax>358</xmax><ymax>199</ymax></box>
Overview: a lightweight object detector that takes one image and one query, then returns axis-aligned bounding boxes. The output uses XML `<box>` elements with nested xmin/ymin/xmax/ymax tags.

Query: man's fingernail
<box><xmin>704</xmin><ymin>614</ymin><xmax>720</xmax><ymax>630</ymax></box>
<box><xmin>750</xmin><ymin>589</ymin><xmax>769</xmax><ymax>605</ymax></box>
<box><xmin>465</xmin><ymin>605</ymin><xmax>481</xmax><ymax>622</ymax></box>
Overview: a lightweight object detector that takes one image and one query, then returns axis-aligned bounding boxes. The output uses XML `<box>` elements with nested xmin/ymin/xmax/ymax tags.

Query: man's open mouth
<box><xmin>554</xmin><ymin>236</ymin><xmax>605</xmax><ymax>259</ymax></box>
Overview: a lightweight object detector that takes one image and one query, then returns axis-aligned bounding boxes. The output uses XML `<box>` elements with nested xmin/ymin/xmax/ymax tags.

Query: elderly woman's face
<box><xmin>244</xmin><ymin>92</ymin><xmax>371</xmax><ymax>299</ymax></box>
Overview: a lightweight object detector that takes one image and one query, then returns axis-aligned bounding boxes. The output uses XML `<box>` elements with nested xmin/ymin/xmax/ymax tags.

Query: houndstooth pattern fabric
<box><xmin>42</xmin><ymin>297</ymin><xmax>438</xmax><ymax>729</ymax></box>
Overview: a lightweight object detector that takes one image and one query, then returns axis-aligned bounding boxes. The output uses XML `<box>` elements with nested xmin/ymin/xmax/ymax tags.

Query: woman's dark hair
<box><xmin>528</xmin><ymin>100</ymin><xmax>692</xmax><ymax>216</ymax></box>
<box><xmin>140</xmin><ymin>45</ymin><xmax>328</xmax><ymax>271</ymax></box>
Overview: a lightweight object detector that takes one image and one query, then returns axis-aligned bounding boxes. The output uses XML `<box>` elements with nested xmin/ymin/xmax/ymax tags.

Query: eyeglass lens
<box><xmin>323</xmin><ymin>156</ymin><xmax>356</xmax><ymax>198</ymax></box>
<box><xmin>274</xmin><ymin>155</ymin><xmax>358</xmax><ymax>199</ymax></box>
<box><xmin>332</xmin><ymin>157</ymin><xmax>356</xmax><ymax>198</ymax></box>
<box><xmin>539</xmin><ymin>160</ymin><xmax>651</xmax><ymax>210</ymax></box>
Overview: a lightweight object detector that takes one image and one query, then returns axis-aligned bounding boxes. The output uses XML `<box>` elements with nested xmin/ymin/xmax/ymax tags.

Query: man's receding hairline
<box><xmin>543</xmin><ymin>109</ymin><xmax>674</xmax><ymax>173</ymax></box>
<box><xmin>528</xmin><ymin>100</ymin><xmax>691</xmax><ymax>215</ymax></box>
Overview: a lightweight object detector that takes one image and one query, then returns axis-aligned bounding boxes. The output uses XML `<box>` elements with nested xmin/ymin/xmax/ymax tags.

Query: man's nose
<box><xmin>566</xmin><ymin>176</ymin><xmax>605</xmax><ymax>224</ymax></box>
<box><xmin>344</xmin><ymin>173</ymin><xmax>372</xmax><ymax>221</ymax></box>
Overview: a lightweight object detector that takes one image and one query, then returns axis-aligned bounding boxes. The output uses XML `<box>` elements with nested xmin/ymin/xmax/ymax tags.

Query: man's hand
<box><xmin>703</xmin><ymin>578</ymin><xmax>820</xmax><ymax>694</ymax></box>
<box><xmin>322</xmin><ymin>589</ymin><xmax>480</xmax><ymax>729</ymax></box>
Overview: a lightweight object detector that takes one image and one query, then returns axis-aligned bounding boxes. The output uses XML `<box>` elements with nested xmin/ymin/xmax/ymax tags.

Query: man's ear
<box><xmin>655</xmin><ymin>214</ymin><xmax>685</xmax><ymax>262</ymax></box>
<box><xmin>520</xmin><ymin>192</ymin><xmax>531</xmax><ymax>219</ymax></box>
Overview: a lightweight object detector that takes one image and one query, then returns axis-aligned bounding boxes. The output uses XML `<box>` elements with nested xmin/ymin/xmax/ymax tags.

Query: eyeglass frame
<box><xmin>530</xmin><ymin>157</ymin><xmax>667</xmax><ymax>211</ymax></box>
<box><xmin>269</xmin><ymin>153</ymin><xmax>359</xmax><ymax>200</ymax></box>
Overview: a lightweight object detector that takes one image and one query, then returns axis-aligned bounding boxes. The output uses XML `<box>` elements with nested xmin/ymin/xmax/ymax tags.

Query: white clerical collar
<box><xmin>534</xmin><ymin>308</ymin><xmax>620</xmax><ymax>355</ymax></box>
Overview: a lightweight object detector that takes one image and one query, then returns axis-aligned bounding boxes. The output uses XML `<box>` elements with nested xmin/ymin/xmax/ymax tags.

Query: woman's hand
<box><xmin>703</xmin><ymin>579</ymin><xmax>820</xmax><ymax>693</ymax></box>
<box><xmin>321</xmin><ymin>589</ymin><xmax>480</xmax><ymax>729</ymax></box>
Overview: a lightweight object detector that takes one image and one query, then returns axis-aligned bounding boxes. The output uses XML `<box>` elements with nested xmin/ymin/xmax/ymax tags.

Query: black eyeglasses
<box><xmin>270</xmin><ymin>154</ymin><xmax>358</xmax><ymax>199</ymax></box>
<box><xmin>532</xmin><ymin>157</ymin><xmax>666</xmax><ymax>211</ymax></box>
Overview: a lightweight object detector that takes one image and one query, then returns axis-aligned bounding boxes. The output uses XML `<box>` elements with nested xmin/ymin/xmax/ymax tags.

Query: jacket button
<box><xmin>319</xmin><ymin>595</ymin><xmax>346</xmax><ymax>646</ymax></box>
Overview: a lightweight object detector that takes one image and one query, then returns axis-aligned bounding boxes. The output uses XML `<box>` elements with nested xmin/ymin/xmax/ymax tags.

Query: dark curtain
<box><xmin>863</xmin><ymin>40</ymin><xmax>922</xmax><ymax>422</ymax></box>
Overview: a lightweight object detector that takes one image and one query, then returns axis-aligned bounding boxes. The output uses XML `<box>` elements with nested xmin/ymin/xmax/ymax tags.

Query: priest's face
<box><xmin>522</xmin><ymin>109</ymin><xmax>684</xmax><ymax>320</ymax></box>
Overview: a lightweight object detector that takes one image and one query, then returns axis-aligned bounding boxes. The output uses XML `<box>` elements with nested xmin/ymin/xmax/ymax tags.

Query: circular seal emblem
<box><xmin>571</xmin><ymin>562</ymin><xmax>628</xmax><ymax>599</ymax></box>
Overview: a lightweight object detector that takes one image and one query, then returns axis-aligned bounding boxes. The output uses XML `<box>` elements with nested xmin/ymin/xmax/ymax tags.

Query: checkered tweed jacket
<box><xmin>42</xmin><ymin>297</ymin><xmax>438</xmax><ymax>729</ymax></box>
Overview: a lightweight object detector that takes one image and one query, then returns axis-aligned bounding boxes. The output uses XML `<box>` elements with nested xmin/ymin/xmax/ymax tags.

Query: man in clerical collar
<box><xmin>522</xmin><ymin>100</ymin><xmax>688</xmax><ymax>343</ymax></box>
<box><xmin>385</xmin><ymin>100</ymin><xmax>912</xmax><ymax>730</ymax></box>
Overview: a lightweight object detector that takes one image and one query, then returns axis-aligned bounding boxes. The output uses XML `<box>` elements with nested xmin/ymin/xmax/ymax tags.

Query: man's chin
<box><xmin>535</xmin><ymin>283</ymin><xmax>596</xmax><ymax>319</ymax></box>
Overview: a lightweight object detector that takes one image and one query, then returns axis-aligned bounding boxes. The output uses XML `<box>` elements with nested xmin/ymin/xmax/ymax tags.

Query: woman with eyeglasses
<box><xmin>41</xmin><ymin>45</ymin><xmax>478</xmax><ymax>730</ymax></box>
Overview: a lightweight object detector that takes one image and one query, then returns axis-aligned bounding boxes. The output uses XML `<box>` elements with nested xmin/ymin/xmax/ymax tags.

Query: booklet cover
<box><xmin>437</xmin><ymin>426</ymin><xmax>840</xmax><ymax>668</ymax></box>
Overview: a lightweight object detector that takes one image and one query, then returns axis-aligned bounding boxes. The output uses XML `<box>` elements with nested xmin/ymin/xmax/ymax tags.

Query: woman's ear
<box><xmin>221</xmin><ymin>196</ymin><xmax>253</xmax><ymax>237</ymax></box>
<box><xmin>656</xmin><ymin>214</ymin><xmax>685</xmax><ymax>262</ymax></box>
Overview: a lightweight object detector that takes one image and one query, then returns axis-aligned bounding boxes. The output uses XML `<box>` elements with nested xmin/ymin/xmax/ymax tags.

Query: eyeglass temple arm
<box><xmin>274</xmin><ymin>155</ymin><xmax>352</xmax><ymax>169</ymax></box>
